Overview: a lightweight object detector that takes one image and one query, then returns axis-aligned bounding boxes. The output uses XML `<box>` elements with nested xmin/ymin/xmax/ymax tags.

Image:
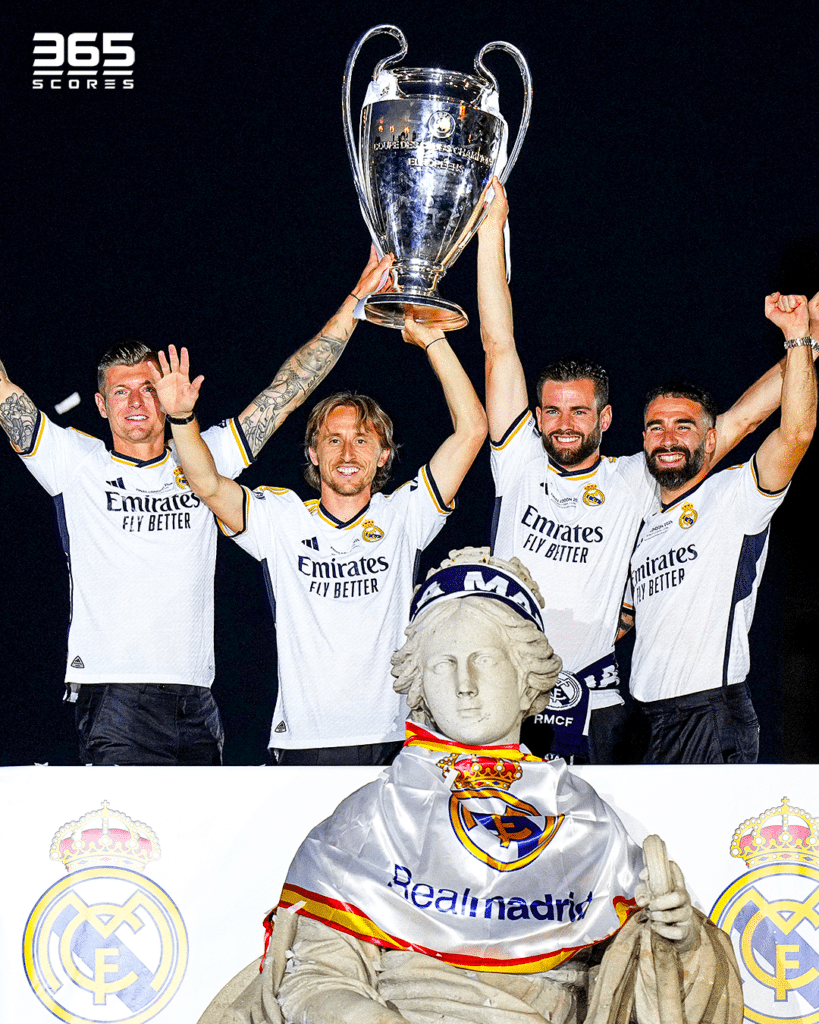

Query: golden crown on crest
<box><xmin>437</xmin><ymin>753</ymin><xmax>523</xmax><ymax>792</ymax></box>
<box><xmin>49</xmin><ymin>799</ymin><xmax>161</xmax><ymax>873</ymax></box>
<box><xmin>731</xmin><ymin>796</ymin><xmax>819</xmax><ymax>867</ymax></box>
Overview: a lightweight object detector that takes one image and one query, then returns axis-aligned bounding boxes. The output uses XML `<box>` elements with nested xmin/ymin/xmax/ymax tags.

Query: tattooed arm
<box><xmin>0</xmin><ymin>359</ymin><xmax>41</xmax><ymax>453</ymax></box>
<box><xmin>237</xmin><ymin>248</ymin><xmax>394</xmax><ymax>457</ymax></box>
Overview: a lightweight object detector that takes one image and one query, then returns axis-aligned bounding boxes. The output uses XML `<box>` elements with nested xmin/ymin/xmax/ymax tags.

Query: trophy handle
<box><xmin>342</xmin><ymin>24</ymin><xmax>408</xmax><ymax>249</ymax></box>
<box><xmin>474</xmin><ymin>42</ymin><xmax>533</xmax><ymax>184</ymax></box>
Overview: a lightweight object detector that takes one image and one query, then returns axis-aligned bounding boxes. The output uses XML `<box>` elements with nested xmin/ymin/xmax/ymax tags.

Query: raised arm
<box><xmin>477</xmin><ymin>179</ymin><xmax>529</xmax><ymax>441</ymax></box>
<box><xmin>151</xmin><ymin>347</ymin><xmax>245</xmax><ymax>533</ymax></box>
<box><xmin>753</xmin><ymin>292</ymin><xmax>817</xmax><ymax>491</ymax></box>
<box><xmin>712</xmin><ymin>291</ymin><xmax>818</xmax><ymax>466</ymax></box>
<box><xmin>0</xmin><ymin>359</ymin><xmax>40</xmax><ymax>453</ymax></box>
<box><xmin>401</xmin><ymin>319</ymin><xmax>487</xmax><ymax>507</ymax></box>
<box><xmin>237</xmin><ymin>247</ymin><xmax>394</xmax><ymax>456</ymax></box>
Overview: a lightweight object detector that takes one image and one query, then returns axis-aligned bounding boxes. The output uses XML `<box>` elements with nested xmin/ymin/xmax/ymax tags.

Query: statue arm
<box><xmin>588</xmin><ymin>837</ymin><xmax>743</xmax><ymax>1024</ymax></box>
<box><xmin>277</xmin><ymin>917</ymin><xmax>409</xmax><ymax>1024</ymax></box>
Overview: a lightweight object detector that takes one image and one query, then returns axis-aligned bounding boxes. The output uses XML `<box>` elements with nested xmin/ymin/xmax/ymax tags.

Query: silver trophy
<box><xmin>343</xmin><ymin>25</ymin><xmax>532</xmax><ymax>330</ymax></box>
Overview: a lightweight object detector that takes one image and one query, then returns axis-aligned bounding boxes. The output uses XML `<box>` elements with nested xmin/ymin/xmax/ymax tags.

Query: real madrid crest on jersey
<box><xmin>711</xmin><ymin>797</ymin><xmax>819</xmax><ymax>1024</ymax></box>
<box><xmin>22</xmin><ymin>801</ymin><xmax>188</xmax><ymax>1024</ymax></box>
<box><xmin>436</xmin><ymin>752</ymin><xmax>564</xmax><ymax>871</ymax></box>
<box><xmin>582</xmin><ymin>483</ymin><xmax>605</xmax><ymax>507</ymax></box>
<box><xmin>679</xmin><ymin>501</ymin><xmax>697</xmax><ymax>529</ymax></box>
<box><xmin>361</xmin><ymin>518</ymin><xmax>384</xmax><ymax>542</ymax></box>
<box><xmin>172</xmin><ymin>465</ymin><xmax>188</xmax><ymax>490</ymax></box>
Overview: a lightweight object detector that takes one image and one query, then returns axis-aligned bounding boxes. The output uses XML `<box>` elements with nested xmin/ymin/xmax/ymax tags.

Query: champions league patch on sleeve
<box><xmin>22</xmin><ymin>801</ymin><xmax>187</xmax><ymax>1024</ymax></box>
<box><xmin>410</xmin><ymin>562</ymin><xmax>544</xmax><ymax>630</ymax></box>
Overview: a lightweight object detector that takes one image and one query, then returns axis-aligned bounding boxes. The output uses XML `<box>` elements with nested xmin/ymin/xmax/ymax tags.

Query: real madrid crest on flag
<box><xmin>22</xmin><ymin>801</ymin><xmax>188</xmax><ymax>1024</ymax></box>
<box><xmin>711</xmin><ymin>797</ymin><xmax>819</xmax><ymax>1024</ymax></box>
<box><xmin>436</xmin><ymin>751</ymin><xmax>563</xmax><ymax>871</ymax></box>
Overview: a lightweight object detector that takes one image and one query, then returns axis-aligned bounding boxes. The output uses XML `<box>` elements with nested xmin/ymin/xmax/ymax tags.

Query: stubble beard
<box><xmin>319</xmin><ymin>464</ymin><xmax>372</xmax><ymax>498</ymax></box>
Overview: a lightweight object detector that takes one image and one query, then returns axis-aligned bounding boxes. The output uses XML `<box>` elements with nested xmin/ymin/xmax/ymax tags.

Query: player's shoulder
<box><xmin>490</xmin><ymin>409</ymin><xmax>539</xmax><ymax>454</ymax></box>
<box><xmin>384</xmin><ymin>465</ymin><xmax>451</xmax><ymax>514</ymax></box>
<box><xmin>52</xmin><ymin>418</ymin><xmax>103</xmax><ymax>448</ymax></box>
<box><xmin>46</xmin><ymin>420</ymin><xmax>105</xmax><ymax>459</ymax></box>
<box><xmin>600</xmin><ymin>450</ymin><xmax>654</xmax><ymax>483</ymax></box>
<box><xmin>706</xmin><ymin>459</ymin><xmax>773</xmax><ymax>501</ymax></box>
<box><xmin>248</xmin><ymin>483</ymin><xmax>295</xmax><ymax>501</ymax></box>
<box><xmin>602</xmin><ymin>450</ymin><xmax>644</xmax><ymax>469</ymax></box>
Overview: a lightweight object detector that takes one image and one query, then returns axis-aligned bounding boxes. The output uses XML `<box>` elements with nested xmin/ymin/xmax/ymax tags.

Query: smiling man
<box><xmin>627</xmin><ymin>292</ymin><xmax>817</xmax><ymax>763</ymax></box>
<box><xmin>479</xmin><ymin>179</ymin><xmax>813</xmax><ymax>765</ymax></box>
<box><xmin>0</xmin><ymin>248</ymin><xmax>394</xmax><ymax>764</ymax></box>
<box><xmin>153</xmin><ymin>317</ymin><xmax>487</xmax><ymax>765</ymax></box>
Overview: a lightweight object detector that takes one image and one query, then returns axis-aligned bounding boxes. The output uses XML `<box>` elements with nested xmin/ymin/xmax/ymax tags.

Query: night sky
<box><xmin>3</xmin><ymin>1</ymin><xmax>817</xmax><ymax>764</ymax></box>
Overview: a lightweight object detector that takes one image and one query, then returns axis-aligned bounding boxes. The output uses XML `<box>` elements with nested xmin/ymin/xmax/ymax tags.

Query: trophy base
<box><xmin>363</xmin><ymin>293</ymin><xmax>468</xmax><ymax>332</ymax></box>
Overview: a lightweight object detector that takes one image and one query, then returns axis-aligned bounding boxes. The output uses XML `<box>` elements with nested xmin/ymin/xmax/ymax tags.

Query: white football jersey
<box><xmin>18</xmin><ymin>413</ymin><xmax>252</xmax><ymax>686</ymax></box>
<box><xmin>226</xmin><ymin>466</ymin><xmax>452</xmax><ymax>749</ymax></box>
<box><xmin>490</xmin><ymin>411</ymin><xmax>658</xmax><ymax>687</ymax></box>
<box><xmin>628</xmin><ymin>458</ymin><xmax>788</xmax><ymax>702</ymax></box>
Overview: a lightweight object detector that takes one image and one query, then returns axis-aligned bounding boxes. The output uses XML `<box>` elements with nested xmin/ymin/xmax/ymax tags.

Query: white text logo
<box><xmin>33</xmin><ymin>33</ymin><xmax>134</xmax><ymax>89</ymax></box>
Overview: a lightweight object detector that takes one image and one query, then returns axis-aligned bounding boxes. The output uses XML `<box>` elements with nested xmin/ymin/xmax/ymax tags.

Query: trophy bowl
<box><xmin>343</xmin><ymin>26</ymin><xmax>532</xmax><ymax>331</ymax></box>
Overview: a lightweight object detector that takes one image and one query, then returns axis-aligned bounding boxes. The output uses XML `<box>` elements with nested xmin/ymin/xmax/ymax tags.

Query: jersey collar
<box><xmin>316</xmin><ymin>499</ymin><xmax>372</xmax><ymax>530</ymax></box>
<box><xmin>109</xmin><ymin>446</ymin><xmax>173</xmax><ymax>469</ymax></box>
<box><xmin>546</xmin><ymin>452</ymin><xmax>603</xmax><ymax>479</ymax></box>
<box><xmin>659</xmin><ymin>473</ymin><xmax>709</xmax><ymax>513</ymax></box>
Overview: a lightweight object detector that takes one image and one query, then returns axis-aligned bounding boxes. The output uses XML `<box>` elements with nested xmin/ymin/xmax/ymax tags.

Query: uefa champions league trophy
<box><xmin>343</xmin><ymin>25</ymin><xmax>532</xmax><ymax>330</ymax></box>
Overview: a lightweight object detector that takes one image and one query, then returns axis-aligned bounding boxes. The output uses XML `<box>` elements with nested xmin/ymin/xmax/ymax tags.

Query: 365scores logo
<box><xmin>32</xmin><ymin>33</ymin><xmax>134</xmax><ymax>89</ymax></box>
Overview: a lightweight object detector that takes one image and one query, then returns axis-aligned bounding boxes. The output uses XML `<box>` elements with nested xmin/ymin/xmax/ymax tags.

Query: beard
<box><xmin>540</xmin><ymin>418</ymin><xmax>603</xmax><ymax>467</ymax></box>
<box><xmin>645</xmin><ymin>439</ymin><xmax>707</xmax><ymax>489</ymax></box>
<box><xmin>318</xmin><ymin>462</ymin><xmax>373</xmax><ymax>498</ymax></box>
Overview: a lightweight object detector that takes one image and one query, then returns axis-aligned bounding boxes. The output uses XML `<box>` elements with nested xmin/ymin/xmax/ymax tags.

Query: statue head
<box><xmin>392</xmin><ymin>548</ymin><xmax>562</xmax><ymax>746</ymax></box>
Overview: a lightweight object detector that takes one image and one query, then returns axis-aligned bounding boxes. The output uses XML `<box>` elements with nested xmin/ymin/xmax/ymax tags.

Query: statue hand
<box><xmin>636</xmin><ymin>860</ymin><xmax>697</xmax><ymax>952</ymax></box>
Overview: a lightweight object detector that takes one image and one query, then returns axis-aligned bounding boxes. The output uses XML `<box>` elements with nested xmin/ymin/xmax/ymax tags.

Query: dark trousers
<box><xmin>275</xmin><ymin>741</ymin><xmax>403</xmax><ymax>766</ymax></box>
<box><xmin>637</xmin><ymin>682</ymin><xmax>759</xmax><ymax>764</ymax></box>
<box><xmin>75</xmin><ymin>683</ymin><xmax>224</xmax><ymax>765</ymax></box>
<box><xmin>587</xmin><ymin>702</ymin><xmax>632</xmax><ymax>764</ymax></box>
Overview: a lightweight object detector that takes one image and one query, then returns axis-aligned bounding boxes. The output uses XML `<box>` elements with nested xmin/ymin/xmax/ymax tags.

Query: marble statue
<box><xmin>199</xmin><ymin>549</ymin><xmax>743</xmax><ymax>1024</ymax></box>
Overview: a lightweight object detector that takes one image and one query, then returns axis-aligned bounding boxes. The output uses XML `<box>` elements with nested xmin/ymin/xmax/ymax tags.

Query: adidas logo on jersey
<box><xmin>274</xmin><ymin>721</ymin><xmax>287</xmax><ymax>733</ymax></box>
<box><xmin>301</xmin><ymin>537</ymin><xmax>319</xmax><ymax>550</ymax></box>
<box><xmin>106</xmin><ymin>478</ymin><xmax>126</xmax><ymax>489</ymax></box>
<box><xmin>70</xmin><ymin>656</ymin><xmax>85</xmax><ymax>669</ymax></box>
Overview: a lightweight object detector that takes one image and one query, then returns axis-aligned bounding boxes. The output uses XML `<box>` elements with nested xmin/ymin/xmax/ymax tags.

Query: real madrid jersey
<box><xmin>490</xmin><ymin>411</ymin><xmax>658</xmax><ymax>683</ymax></box>
<box><xmin>17</xmin><ymin>413</ymin><xmax>252</xmax><ymax>686</ymax></box>
<box><xmin>225</xmin><ymin>467</ymin><xmax>452</xmax><ymax>750</ymax></box>
<box><xmin>628</xmin><ymin>458</ymin><xmax>788</xmax><ymax>702</ymax></box>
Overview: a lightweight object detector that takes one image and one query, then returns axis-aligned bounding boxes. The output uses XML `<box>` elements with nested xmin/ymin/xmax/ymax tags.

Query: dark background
<box><xmin>3</xmin><ymin>1</ymin><xmax>817</xmax><ymax>765</ymax></box>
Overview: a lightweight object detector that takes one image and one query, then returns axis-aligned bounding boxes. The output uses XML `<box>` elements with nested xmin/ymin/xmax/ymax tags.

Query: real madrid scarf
<box><xmin>277</xmin><ymin>724</ymin><xmax>642</xmax><ymax>973</ymax></box>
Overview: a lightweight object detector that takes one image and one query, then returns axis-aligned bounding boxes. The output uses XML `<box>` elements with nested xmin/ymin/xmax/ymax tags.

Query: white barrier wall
<box><xmin>2</xmin><ymin>764</ymin><xmax>817</xmax><ymax>1023</ymax></box>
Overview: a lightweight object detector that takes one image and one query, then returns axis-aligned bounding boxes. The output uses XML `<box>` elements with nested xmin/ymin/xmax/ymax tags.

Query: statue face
<box><xmin>418</xmin><ymin>603</ymin><xmax>529</xmax><ymax>746</ymax></box>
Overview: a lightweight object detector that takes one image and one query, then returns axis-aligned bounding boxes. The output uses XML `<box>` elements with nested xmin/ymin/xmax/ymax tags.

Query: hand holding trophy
<box><xmin>343</xmin><ymin>25</ymin><xmax>532</xmax><ymax>331</ymax></box>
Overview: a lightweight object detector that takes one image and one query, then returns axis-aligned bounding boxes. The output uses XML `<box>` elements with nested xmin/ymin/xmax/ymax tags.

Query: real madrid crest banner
<box><xmin>278</xmin><ymin>724</ymin><xmax>642</xmax><ymax>973</ymax></box>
